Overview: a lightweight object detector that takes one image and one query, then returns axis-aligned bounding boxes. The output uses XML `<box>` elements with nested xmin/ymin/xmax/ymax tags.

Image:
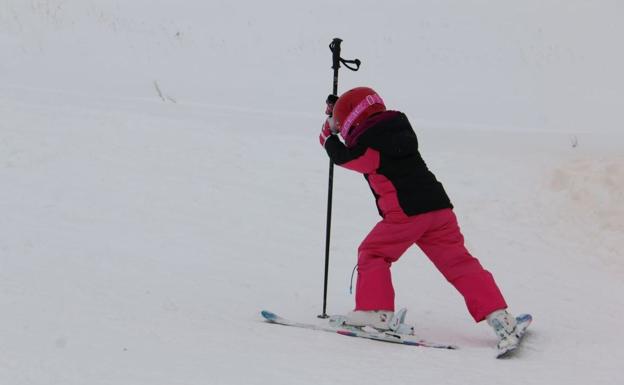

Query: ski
<box><xmin>495</xmin><ymin>314</ymin><xmax>532</xmax><ymax>359</ymax></box>
<box><xmin>260</xmin><ymin>310</ymin><xmax>457</xmax><ymax>350</ymax></box>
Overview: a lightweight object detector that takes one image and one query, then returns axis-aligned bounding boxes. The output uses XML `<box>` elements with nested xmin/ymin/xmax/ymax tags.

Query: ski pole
<box><xmin>319</xmin><ymin>38</ymin><xmax>360</xmax><ymax>319</ymax></box>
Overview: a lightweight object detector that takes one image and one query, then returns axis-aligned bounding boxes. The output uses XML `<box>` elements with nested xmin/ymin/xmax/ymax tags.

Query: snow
<box><xmin>1</xmin><ymin>1</ymin><xmax>623</xmax><ymax>384</ymax></box>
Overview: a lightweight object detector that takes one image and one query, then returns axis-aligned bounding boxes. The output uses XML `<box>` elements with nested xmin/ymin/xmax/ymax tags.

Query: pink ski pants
<box><xmin>355</xmin><ymin>209</ymin><xmax>507</xmax><ymax>322</ymax></box>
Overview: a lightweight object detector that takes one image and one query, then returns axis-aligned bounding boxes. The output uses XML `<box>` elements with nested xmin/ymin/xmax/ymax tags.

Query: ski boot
<box><xmin>330</xmin><ymin>308</ymin><xmax>415</xmax><ymax>335</ymax></box>
<box><xmin>487</xmin><ymin>309</ymin><xmax>532</xmax><ymax>357</ymax></box>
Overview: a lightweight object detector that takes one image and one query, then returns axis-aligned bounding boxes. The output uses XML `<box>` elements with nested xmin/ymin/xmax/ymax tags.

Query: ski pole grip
<box><xmin>330</xmin><ymin>38</ymin><xmax>342</xmax><ymax>70</ymax></box>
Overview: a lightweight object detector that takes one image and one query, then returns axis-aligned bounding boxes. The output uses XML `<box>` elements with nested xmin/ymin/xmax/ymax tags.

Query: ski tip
<box><xmin>261</xmin><ymin>310</ymin><xmax>278</xmax><ymax>321</ymax></box>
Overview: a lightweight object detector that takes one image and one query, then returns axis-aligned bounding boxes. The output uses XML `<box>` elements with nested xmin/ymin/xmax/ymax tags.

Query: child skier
<box><xmin>319</xmin><ymin>86</ymin><xmax>520</xmax><ymax>350</ymax></box>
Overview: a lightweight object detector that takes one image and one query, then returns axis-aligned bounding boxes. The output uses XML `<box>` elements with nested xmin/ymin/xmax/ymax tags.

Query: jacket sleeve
<box><xmin>324</xmin><ymin>136</ymin><xmax>380</xmax><ymax>174</ymax></box>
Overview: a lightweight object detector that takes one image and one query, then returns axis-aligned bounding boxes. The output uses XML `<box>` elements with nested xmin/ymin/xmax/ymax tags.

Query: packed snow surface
<box><xmin>1</xmin><ymin>1</ymin><xmax>623</xmax><ymax>384</ymax></box>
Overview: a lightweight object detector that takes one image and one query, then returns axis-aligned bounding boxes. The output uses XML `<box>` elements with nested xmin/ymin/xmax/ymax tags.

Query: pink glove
<box><xmin>319</xmin><ymin>118</ymin><xmax>336</xmax><ymax>147</ymax></box>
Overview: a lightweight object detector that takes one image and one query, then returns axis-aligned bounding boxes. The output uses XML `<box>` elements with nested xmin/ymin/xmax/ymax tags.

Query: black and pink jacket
<box><xmin>324</xmin><ymin>111</ymin><xmax>453</xmax><ymax>221</ymax></box>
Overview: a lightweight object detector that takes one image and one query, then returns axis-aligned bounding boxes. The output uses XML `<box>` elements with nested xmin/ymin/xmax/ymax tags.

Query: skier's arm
<box><xmin>324</xmin><ymin>136</ymin><xmax>379</xmax><ymax>174</ymax></box>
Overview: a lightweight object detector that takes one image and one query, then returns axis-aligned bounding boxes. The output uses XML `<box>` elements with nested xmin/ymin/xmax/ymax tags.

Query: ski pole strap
<box><xmin>340</xmin><ymin>58</ymin><xmax>361</xmax><ymax>71</ymax></box>
<box><xmin>341</xmin><ymin>93</ymin><xmax>385</xmax><ymax>139</ymax></box>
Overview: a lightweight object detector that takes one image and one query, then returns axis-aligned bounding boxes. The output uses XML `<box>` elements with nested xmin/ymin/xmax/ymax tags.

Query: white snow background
<box><xmin>1</xmin><ymin>1</ymin><xmax>623</xmax><ymax>384</ymax></box>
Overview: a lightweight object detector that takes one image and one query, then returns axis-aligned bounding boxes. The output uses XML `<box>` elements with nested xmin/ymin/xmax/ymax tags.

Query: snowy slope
<box><xmin>1</xmin><ymin>1</ymin><xmax>623</xmax><ymax>385</ymax></box>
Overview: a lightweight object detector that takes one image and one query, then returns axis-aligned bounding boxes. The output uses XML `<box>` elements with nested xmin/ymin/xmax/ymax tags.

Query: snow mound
<box><xmin>549</xmin><ymin>156</ymin><xmax>624</xmax><ymax>233</ymax></box>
